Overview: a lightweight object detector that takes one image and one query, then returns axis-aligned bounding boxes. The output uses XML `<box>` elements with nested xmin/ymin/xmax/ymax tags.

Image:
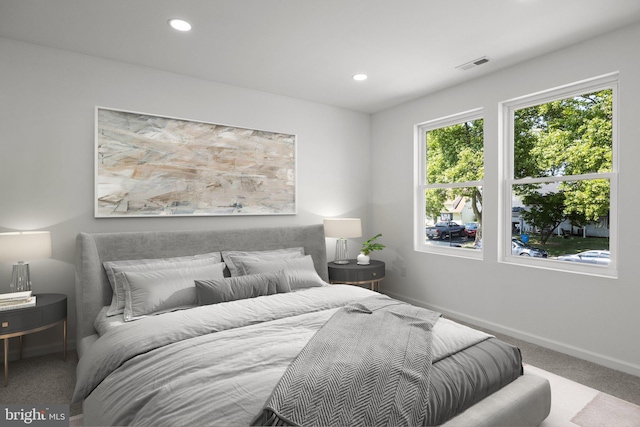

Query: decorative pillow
<box><xmin>222</xmin><ymin>247</ymin><xmax>304</xmax><ymax>277</ymax></box>
<box><xmin>103</xmin><ymin>252</ymin><xmax>222</xmax><ymax>316</ymax></box>
<box><xmin>241</xmin><ymin>255</ymin><xmax>327</xmax><ymax>290</ymax></box>
<box><xmin>195</xmin><ymin>271</ymin><xmax>291</xmax><ymax>305</ymax></box>
<box><xmin>119</xmin><ymin>262</ymin><xmax>226</xmax><ymax>322</ymax></box>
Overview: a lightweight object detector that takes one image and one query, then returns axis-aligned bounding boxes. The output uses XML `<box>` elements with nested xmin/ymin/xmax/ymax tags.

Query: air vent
<box><xmin>455</xmin><ymin>56</ymin><xmax>490</xmax><ymax>71</ymax></box>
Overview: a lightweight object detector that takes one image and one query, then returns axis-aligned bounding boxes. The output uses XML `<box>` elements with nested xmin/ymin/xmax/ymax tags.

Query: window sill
<box><xmin>501</xmin><ymin>256</ymin><xmax>617</xmax><ymax>279</ymax></box>
<box><xmin>414</xmin><ymin>244</ymin><xmax>483</xmax><ymax>261</ymax></box>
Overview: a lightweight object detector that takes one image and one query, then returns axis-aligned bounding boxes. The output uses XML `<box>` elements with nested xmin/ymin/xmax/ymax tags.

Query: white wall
<box><xmin>371</xmin><ymin>23</ymin><xmax>640</xmax><ymax>376</ymax></box>
<box><xmin>0</xmin><ymin>38</ymin><xmax>371</xmax><ymax>357</ymax></box>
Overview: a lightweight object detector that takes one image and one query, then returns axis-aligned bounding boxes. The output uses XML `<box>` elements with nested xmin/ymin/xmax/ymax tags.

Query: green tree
<box><xmin>513</xmin><ymin>90</ymin><xmax>612</xmax><ymax>243</ymax></box>
<box><xmin>518</xmin><ymin>189</ymin><xmax>566</xmax><ymax>244</ymax></box>
<box><xmin>425</xmin><ymin>119</ymin><xmax>484</xmax><ymax>234</ymax></box>
<box><xmin>425</xmin><ymin>188</ymin><xmax>447</xmax><ymax>223</ymax></box>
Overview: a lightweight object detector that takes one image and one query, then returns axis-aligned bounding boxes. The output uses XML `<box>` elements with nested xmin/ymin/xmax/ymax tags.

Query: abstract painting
<box><xmin>95</xmin><ymin>108</ymin><xmax>296</xmax><ymax>217</ymax></box>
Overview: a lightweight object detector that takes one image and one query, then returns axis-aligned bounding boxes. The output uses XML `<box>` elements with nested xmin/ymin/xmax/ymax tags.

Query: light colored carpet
<box><xmin>527</xmin><ymin>364</ymin><xmax>640</xmax><ymax>427</ymax></box>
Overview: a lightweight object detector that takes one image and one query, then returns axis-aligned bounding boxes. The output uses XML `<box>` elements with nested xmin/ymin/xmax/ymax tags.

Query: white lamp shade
<box><xmin>323</xmin><ymin>218</ymin><xmax>362</xmax><ymax>238</ymax></box>
<box><xmin>0</xmin><ymin>231</ymin><xmax>52</xmax><ymax>262</ymax></box>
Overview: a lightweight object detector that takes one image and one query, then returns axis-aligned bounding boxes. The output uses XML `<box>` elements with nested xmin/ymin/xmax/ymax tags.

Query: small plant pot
<box><xmin>357</xmin><ymin>252</ymin><xmax>370</xmax><ymax>265</ymax></box>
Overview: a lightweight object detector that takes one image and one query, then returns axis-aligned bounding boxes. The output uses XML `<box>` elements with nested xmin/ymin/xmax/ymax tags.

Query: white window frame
<box><xmin>414</xmin><ymin>108</ymin><xmax>484</xmax><ymax>259</ymax></box>
<box><xmin>499</xmin><ymin>73</ymin><xmax>618</xmax><ymax>278</ymax></box>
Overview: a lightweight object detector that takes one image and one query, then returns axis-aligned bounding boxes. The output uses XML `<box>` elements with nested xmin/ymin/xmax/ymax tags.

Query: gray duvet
<box><xmin>74</xmin><ymin>285</ymin><xmax>503</xmax><ymax>426</ymax></box>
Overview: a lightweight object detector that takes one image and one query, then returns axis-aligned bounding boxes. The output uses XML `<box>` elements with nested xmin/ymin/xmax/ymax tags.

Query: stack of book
<box><xmin>0</xmin><ymin>290</ymin><xmax>36</xmax><ymax>311</ymax></box>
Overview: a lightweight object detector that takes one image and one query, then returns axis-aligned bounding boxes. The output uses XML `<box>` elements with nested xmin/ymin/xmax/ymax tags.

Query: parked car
<box><xmin>557</xmin><ymin>250</ymin><xmax>610</xmax><ymax>265</ymax></box>
<box><xmin>464</xmin><ymin>222</ymin><xmax>479</xmax><ymax>238</ymax></box>
<box><xmin>425</xmin><ymin>221</ymin><xmax>466</xmax><ymax>240</ymax></box>
<box><xmin>511</xmin><ymin>239</ymin><xmax>548</xmax><ymax>258</ymax></box>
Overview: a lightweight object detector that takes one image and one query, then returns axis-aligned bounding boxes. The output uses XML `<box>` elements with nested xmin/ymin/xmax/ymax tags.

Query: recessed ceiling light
<box><xmin>168</xmin><ymin>18</ymin><xmax>192</xmax><ymax>32</ymax></box>
<box><xmin>352</xmin><ymin>74</ymin><xmax>368</xmax><ymax>81</ymax></box>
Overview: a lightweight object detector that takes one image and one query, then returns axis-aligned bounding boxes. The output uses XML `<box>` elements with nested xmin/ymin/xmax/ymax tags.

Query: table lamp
<box><xmin>0</xmin><ymin>231</ymin><xmax>52</xmax><ymax>293</ymax></box>
<box><xmin>323</xmin><ymin>218</ymin><xmax>362</xmax><ymax>264</ymax></box>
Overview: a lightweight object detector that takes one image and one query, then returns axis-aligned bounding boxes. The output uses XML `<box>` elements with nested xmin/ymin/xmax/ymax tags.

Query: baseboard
<box><xmin>384</xmin><ymin>290</ymin><xmax>640</xmax><ymax>378</ymax></box>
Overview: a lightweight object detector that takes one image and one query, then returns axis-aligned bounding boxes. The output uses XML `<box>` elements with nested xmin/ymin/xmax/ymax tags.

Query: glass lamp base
<box><xmin>10</xmin><ymin>262</ymin><xmax>32</xmax><ymax>293</ymax></box>
<box><xmin>334</xmin><ymin>239</ymin><xmax>350</xmax><ymax>264</ymax></box>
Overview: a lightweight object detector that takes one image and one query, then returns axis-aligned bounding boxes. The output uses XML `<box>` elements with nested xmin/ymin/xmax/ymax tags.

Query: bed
<box><xmin>73</xmin><ymin>224</ymin><xmax>551</xmax><ymax>426</ymax></box>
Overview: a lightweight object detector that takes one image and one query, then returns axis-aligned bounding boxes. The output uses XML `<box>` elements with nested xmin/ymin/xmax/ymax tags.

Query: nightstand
<box><xmin>0</xmin><ymin>293</ymin><xmax>67</xmax><ymax>386</ymax></box>
<box><xmin>328</xmin><ymin>260</ymin><xmax>385</xmax><ymax>291</ymax></box>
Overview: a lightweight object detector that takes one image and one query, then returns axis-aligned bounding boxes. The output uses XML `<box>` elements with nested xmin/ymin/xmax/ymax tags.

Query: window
<box><xmin>501</xmin><ymin>73</ymin><xmax>618</xmax><ymax>276</ymax></box>
<box><xmin>414</xmin><ymin>109</ymin><xmax>483</xmax><ymax>257</ymax></box>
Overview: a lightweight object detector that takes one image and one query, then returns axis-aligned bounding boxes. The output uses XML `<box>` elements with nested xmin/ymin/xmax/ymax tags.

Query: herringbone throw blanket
<box><xmin>253</xmin><ymin>294</ymin><xmax>441</xmax><ymax>427</ymax></box>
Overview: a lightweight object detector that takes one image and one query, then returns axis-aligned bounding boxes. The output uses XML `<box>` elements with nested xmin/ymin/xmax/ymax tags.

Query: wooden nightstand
<box><xmin>0</xmin><ymin>293</ymin><xmax>67</xmax><ymax>386</ymax></box>
<box><xmin>328</xmin><ymin>260</ymin><xmax>385</xmax><ymax>291</ymax></box>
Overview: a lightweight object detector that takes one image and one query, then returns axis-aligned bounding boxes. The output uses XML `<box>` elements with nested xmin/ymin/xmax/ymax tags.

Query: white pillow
<box><xmin>221</xmin><ymin>247</ymin><xmax>305</xmax><ymax>277</ymax></box>
<box><xmin>119</xmin><ymin>262</ymin><xmax>226</xmax><ymax>322</ymax></box>
<box><xmin>241</xmin><ymin>255</ymin><xmax>327</xmax><ymax>290</ymax></box>
<box><xmin>103</xmin><ymin>252</ymin><xmax>222</xmax><ymax>316</ymax></box>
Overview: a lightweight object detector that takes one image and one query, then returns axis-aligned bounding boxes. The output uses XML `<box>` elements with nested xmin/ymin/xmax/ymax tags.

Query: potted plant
<box><xmin>357</xmin><ymin>233</ymin><xmax>385</xmax><ymax>265</ymax></box>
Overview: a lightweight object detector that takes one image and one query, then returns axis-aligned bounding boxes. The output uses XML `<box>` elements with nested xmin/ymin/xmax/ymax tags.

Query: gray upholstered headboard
<box><xmin>75</xmin><ymin>224</ymin><xmax>327</xmax><ymax>358</ymax></box>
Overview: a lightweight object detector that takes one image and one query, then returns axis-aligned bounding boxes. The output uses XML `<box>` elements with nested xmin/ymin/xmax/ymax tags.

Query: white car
<box><xmin>557</xmin><ymin>250</ymin><xmax>610</xmax><ymax>265</ymax></box>
<box><xmin>511</xmin><ymin>239</ymin><xmax>548</xmax><ymax>257</ymax></box>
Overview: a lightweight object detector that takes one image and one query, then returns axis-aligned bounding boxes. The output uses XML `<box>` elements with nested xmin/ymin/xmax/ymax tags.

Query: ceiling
<box><xmin>2</xmin><ymin>0</ymin><xmax>640</xmax><ymax>113</ymax></box>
